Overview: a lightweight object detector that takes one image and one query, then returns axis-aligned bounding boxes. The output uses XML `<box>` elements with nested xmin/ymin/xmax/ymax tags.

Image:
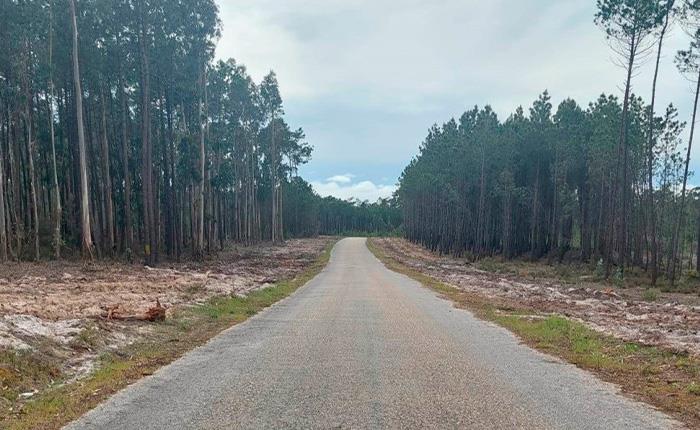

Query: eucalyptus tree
<box><xmin>260</xmin><ymin>72</ymin><xmax>284</xmax><ymax>243</ymax></box>
<box><xmin>69</xmin><ymin>0</ymin><xmax>94</xmax><ymax>259</ymax></box>
<box><xmin>47</xmin><ymin>0</ymin><xmax>62</xmax><ymax>259</ymax></box>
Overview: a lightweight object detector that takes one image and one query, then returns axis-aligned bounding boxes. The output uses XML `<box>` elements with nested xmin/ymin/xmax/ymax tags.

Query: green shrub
<box><xmin>642</xmin><ymin>288</ymin><xmax>659</xmax><ymax>302</ymax></box>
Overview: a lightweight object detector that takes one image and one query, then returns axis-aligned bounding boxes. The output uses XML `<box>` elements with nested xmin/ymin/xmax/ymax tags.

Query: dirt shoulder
<box><xmin>369</xmin><ymin>237</ymin><xmax>700</xmax><ymax>428</ymax></box>
<box><xmin>372</xmin><ymin>238</ymin><xmax>700</xmax><ymax>356</ymax></box>
<box><xmin>1</xmin><ymin>237</ymin><xmax>336</xmax><ymax>429</ymax></box>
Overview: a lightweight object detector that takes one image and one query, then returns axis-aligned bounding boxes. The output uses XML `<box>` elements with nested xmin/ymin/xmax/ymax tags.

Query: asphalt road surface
<box><xmin>66</xmin><ymin>238</ymin><xmax>681</xmax><ymax>429</ymax></box>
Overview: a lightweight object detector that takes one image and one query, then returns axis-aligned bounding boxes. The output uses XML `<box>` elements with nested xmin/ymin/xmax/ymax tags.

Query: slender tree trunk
<box><xmin>646</xmin><ymin>15</ymin><xmax>669</xmax><ymax>285</ymax></box>
<box><xmin>120</xmin><ymin>77</ymin><xmax>133</xmax><ymax>253</ymax></box>
<box><xmin>271</xmin><ymin>119</ymin><xmax>276</xmax><ymax>243</ymax></box>
<box><xmin>9</xmin><ymin>112</ymin><xmax>21</xmax><ymax>259</ymax></box>
<box><xmin>195</xmin><ymin>66</ymin><xmax>206</xmax><ymax>258</ymax></box>
<box><xmin>48</xmin><ymin>5</ymin><xmax>62</xmax><ymax>259</ymax></box>
<box><xmin>477</xmin><ymin>144</ymin><xmax>487</xmax><ymax>255</ymax></box>
<box><xmin>138</xmin><ymin>0</ymin><xmax>154</xmax><ymax>265</ymax></box>
<box><xmin>24</xmin><ymin>91</ymin><xmax>39</xmax><ymax>261</ymax></box>
<box><xmin>605</xmin><ymin>34</ymin><xmax>636</xmax><ymax>278</ymax></box>
<box><xmin>21</xmin><ymin>35</ymin><xmax>40</xmax><ymax>261</ymax></box>
<box><xmin>0</xmin><ymin>102</ymin><xmax>7</xmax><ymax>262</ymax></box>
<box><xmin>669</xmin><ymin>69</ymin><xmax>700</xmax><ymax>283</ymax></box>
<box><xmin>531</xmin><ymin>162</ymin><xmax>540</xmax><ymax>259</ymax></box>
<box><xmin>100</xmin><ymin>90</ymin><xmax>114</xmax><ymax>253</ymax></box>
<box><xmin>69</xmin><ymin>0</ymin><xmax>94</xmax><ymax>259</ymax></box>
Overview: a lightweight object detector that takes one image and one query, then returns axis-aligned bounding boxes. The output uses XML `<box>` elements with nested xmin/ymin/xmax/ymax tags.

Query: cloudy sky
<box><xmin>215</xmin><ymin>0</ymin><xmax>698</xmax><ymax>202</ymax></box>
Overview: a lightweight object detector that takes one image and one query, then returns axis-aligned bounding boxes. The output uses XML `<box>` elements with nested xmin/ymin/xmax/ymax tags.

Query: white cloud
<box><xmin>215</xmin><ymin>0</ymin><xmax>700</xmax><ymax>185</ymax></box>
<box><xmin>311</xmin><ymin>177</ymin><xmax>396</xmax><ymax>202</ymax></box>
<box><xmin>326</xmin><ymin>174</ymin><xmax>355</xmax><ymax>184</ymax></box>
<box><xmin>215</xmin><ymin>1</ymin><xmax>631</xmax><ymax>111</ymax></box>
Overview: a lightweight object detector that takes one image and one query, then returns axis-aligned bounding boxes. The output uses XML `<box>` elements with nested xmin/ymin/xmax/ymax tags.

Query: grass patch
<box><xmin>69</xmin><ymin>325</ymin><xmax>102</xmax><ymax>351</ymax></box>
<box><xmin>1</xmin><ymin>239</ymin><xmax>337</xmax><ymax>430</ymax></box>
<box><xmin>367</xmin><ymin>238</ymin><xmax>700</xmax><ymax>428</ymax></box>
<box><xmin>688</xmin><ymin>382</ymin><xmax>700</xmax><ymax>396</ymax></box>
<box><xmin>0</xmin><ymin>351</ymin><xmax>61</xmax><ymax>405</ymax></box>
<box><xmin>474</xmin><ymin>256</ymin><xmax>593</xmax><ymax>284</ymax></box>
<box><xmin>468</xmin><ymin>252</ymin><xmax>700</xmax><ymax>292</ymax></box>
<box><xmin>642</xmin><ymin>288</ymin><xmax>660</xmax><ymax>302</ymax></box>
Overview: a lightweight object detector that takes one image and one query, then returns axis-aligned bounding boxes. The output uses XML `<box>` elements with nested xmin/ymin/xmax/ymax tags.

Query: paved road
<box><xmin>67</xmin><ymin>238</ymin><xmax>681</xmax><ymax>429</ymax></box>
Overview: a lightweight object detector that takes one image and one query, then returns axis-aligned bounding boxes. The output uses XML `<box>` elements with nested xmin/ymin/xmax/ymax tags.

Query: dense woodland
<box><xmin>398</xmin><ymin>0</ymin><xmax>700</xmax><ymax>284</ymax></box>
<box><xmin>0</xmin><ymin>0</ymin><xmax>362</xmax><ymax>264</ymax></box>
<box><xmin>281</xmin><ymin>177</ymin><xmax>401</xmax><ymax>238</ymax></box>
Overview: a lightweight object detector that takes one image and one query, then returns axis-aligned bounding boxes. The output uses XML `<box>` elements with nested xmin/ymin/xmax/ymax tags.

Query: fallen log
<box><xmin>100</xmin><ymin>299</ymin><xmax>166</xmax><ymax>322</ymax></box>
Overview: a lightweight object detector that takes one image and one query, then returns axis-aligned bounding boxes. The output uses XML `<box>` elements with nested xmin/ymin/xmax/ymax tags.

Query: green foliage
<box><xmin>594</xmin><ymin>0</ymin><xmax>664</xmax><ymax>41</ymax></box>
<box><xmin>642</xmin><ymin>288</ymin><xmax>660</xmax><ymax>301</ymax></box>
<box><xmin>282</xmin><ymin>176</ymin><xmax>403</xmax><ymax>237</ymax></box>
<box><xmin>397</xmin><ymin>90</ymin><xmax>694</xmax><ymax>284</ymax></box>
<box><xmin>318</xmin><ymin>195</ymin><xmax>402</xmax><ymax>236</ymax></box>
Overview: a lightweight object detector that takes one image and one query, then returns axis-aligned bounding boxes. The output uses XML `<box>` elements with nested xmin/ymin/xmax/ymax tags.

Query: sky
<box><xmin>215</xmin><ymin>0</ymin><xmax>699</xmax><ymax>202</ymax></box>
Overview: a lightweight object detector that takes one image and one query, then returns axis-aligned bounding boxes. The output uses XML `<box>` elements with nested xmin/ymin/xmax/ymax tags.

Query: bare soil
<box><xmin>0</xmin><ymin>238</ymin><xmax>333</xmax><ymax>381</ymax></box>
<box><xmin>373</xmin><ymin>238</ymin><xmax>700</xmax><ymax>356</ymax></box>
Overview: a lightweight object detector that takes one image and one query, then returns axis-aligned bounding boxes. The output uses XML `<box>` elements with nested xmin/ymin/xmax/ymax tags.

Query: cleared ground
<box><xmin>67</xmin><ymin>238</ymin><xmax>680</xmax><ymax>429</ymax></box>
<box><xmin>0</xmin><ymin>238</ymin><xmax>332</xmax><ymax>420</ymax></box>
<box><xmin>374</xmin><ymin>238</ymin><xmax>700</xmax><ymax>356</ymax></box>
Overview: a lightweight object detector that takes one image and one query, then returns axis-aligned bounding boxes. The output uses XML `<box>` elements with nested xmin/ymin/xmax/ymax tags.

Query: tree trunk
<box><xmin>69</xmin><ymin>0</ymin><xmax>94</xmax><ymax>259</ymax></box>
<box><xmin>138</xmin><ymin>0</ymin><xmax>155</xmax><ymax>265</ymax></box>
<box><xmin>48</xmin><ymin>4</ymin><xmax>62</xmax><ymax>259</ymax></box>
<box><xmin>605</xmin><ymin>33</ymin><xmax>636</xmax><ymax>279</ymax></box>
<box><xmin>24</xmin><ymin>92</ymin><xmax>39</xmax><ymax>261</ymax></box>
<box><xmin>120</xmin><ymin>77</ymin><xmax>133</xmax><ymax>253</ymax></box>
<box><xmin>669</xmin><ymin>69</ymin><xmax>700</xmax><ymax>283</ymax></box>
<box><xmin>100</xmin><ymin>90</ymin><xmax>114</xmax><ymax>253</ymax></box>
<box><xmin>645</xmin><ymin>16</ymin><xmax>667</xmax><ymax>284</ymax></box>
<box><xmin>195</xmin><ymin>66</ymin><xmax>206</xmax><ymax>258</ymax></box>
<box><xmin>0</xmin><ymin>102</ymin><xmax>7</xmax><ymax>262</ymax></box>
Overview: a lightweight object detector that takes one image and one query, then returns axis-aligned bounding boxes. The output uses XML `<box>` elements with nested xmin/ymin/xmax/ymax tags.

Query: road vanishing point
<box><xmin>66</xmin><ymin>238</ymin><xmax>681</xmax><ymax>430</ymax></box>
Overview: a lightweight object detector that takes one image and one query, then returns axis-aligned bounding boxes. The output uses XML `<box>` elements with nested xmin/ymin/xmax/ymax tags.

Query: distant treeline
<box><xmin>283</xmin><ymin>177</ymin><xmax>402</xmax><ymax>238</ymax></box>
